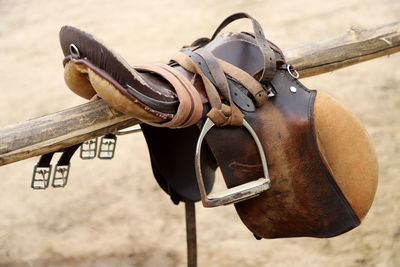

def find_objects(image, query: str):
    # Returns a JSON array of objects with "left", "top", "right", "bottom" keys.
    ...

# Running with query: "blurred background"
[{"left": 0, "top": 0, "right": 399, "bottom": 266}]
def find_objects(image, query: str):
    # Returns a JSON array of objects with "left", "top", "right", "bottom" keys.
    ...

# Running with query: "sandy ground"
[{"left": 0, "top": 0, "right": 399, "bottom": 266}]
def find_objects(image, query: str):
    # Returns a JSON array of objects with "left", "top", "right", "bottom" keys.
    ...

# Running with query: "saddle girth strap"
[{"left": 134, "top": 64, "right": 203, "bottom": 128}]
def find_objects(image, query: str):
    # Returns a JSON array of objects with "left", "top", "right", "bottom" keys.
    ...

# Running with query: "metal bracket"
[
  {"left": 116, "top": 126, "right": 142, "bottom": 135},
  {"left": 31, "top": 165, "right": 52, "bottom": 189},
  {"left": 52, "top": 163, "right": 70, "bottom": 188},
  {"left": 80, "top": 138, "right": 98, "bottom": 159},
  {"left": 98, "top": 134, "right": 117, "bottom": 159},
  {"left": 195, "top": 118, "right": 270, "bottom": 207}
]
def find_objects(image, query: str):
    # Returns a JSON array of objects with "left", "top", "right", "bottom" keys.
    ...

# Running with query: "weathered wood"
[
  {"left": 0, "top": 100, "right": 139, "bottom": 166},
  {"left": 0, "top": 20, "right": 399, "bottom": 166},
  {"left": 285, "top": 21, "right": 400, "bottom": 77}
]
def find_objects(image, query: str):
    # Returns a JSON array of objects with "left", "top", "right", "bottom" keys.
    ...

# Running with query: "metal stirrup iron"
[{"left": 195, "top": 118, "right": 271, "bottom": 207}]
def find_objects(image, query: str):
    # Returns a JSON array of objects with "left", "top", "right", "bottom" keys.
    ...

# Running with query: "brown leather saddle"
[{"left": 35, "top": 13, "right": 378, "bottom": 241}]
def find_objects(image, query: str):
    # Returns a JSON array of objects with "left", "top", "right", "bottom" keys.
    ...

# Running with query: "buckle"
[
  {"left": 195, "top": 118, "right": 270, "bottom": 207},
  {"left": 31, "top": 164, "right": 52, "bottom": 189},
  {"left": 98, "top": 134, "right": 117, "bottom": 159},
  {"left": 262, "top": 83, "right": 277, "bottom": 98},
  {"left": 80, "top": 138, "right": 98, "bottom": 159},
  {"left": 52, "top": 163, "right": 70, "bottom": 188}
]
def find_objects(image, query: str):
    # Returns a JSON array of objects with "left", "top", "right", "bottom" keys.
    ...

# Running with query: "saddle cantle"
[{"left": 57, "top": 13, "right": 378, "bottom": 238}]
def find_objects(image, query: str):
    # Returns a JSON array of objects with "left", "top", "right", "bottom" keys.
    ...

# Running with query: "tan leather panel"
[
  {"left": 64, "top": 61, "right": 96, "bottom": 99},
  {"left": 313, "top": 91, "right": 378, "bottom": 220},
  {"left": 87, "top": 68, "right": 165, "bottom": 123}
]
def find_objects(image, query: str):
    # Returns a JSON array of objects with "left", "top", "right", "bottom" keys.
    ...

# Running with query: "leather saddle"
[{"left": 55, "top": 13, "right": 378, "bottom": 239}]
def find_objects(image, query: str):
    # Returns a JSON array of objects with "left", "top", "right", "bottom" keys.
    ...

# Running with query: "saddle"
[{"left": 38, "top": 13, "right": 378, "bottom": 240}]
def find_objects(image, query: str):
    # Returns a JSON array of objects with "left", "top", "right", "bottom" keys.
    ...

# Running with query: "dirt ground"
[{"left": 0, "top": 0, "right": 399, "bottom": 266}]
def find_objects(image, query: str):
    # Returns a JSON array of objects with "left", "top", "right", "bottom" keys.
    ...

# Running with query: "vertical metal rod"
[{"left": 185, "top": 201, "right": 197, "bottom": 267}]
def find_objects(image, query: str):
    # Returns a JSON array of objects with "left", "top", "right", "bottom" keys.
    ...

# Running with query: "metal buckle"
[
  {"left": 31, "top": 164, "right": 52, "bottom": 189},
  {"left": 98, "top": 134, "right": 117, "bottom": 159},
  {"left": 80, "top": 138, "right": 98, "bottom": 159},
  {"left": 262, "top": 83, "right": 277, "bottom": 98},
  {"left": 195, "top": 118, "right": 271, "bottom": 207},
  {"left": 52, "top": 163, "right": 70, "bottom": 188}
]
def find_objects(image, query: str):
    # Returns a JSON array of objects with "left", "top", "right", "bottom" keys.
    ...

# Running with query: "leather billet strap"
[
  {"left": 134, "top": 64, "right": 203, "bottom": 128},
  {"left": 171, "top": 50, "right": 244, "bottom": 127},
  {"left": 36, "top": 144, "right": 81, "bottom": 168},
  {"left": 210, "top": 12, "right": 276, "bottom": 84},
  {"left": 36, "top": 152, "right": 56, "bottom": 168},
  {"left": 216, "top": 59, "right": 268, "bottom": 107},
  {"left": 57, "top": 144, "right": 81, "bottom": 166}
]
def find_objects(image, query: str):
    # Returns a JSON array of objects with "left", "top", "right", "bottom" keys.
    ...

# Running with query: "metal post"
[{"left": 185, "top": 201, "right": 197, "bottom": 267}]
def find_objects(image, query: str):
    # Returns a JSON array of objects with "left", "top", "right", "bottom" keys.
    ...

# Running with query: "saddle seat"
[{"left": 59, "top": 13, "right": 378, "bottom": 238}]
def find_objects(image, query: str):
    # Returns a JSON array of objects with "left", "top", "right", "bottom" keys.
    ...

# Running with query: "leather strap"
[
  {"left": 216, "top": 58, "right": 268, "bottom": 107},
  {"left": 195, "top": 49, "right": 231, "bottom": 101},
  {"left": 172, "top": 51, "right": 244, "bottom": 127},
  {"left": 134, "top": 64, "right": 203, "bottom": 128},
  {"left": 37, "top": 152, "right": 55, "bottom": 168},
  {"left": 195, "top": 48, "right": 255, "bottom": 111},
  {"left": 210, "top": 12, "right": 276, "bottom": 84},
  {"left": 172, "top": 52, "right": 222, "bottom": 109},
  {"left": 181, "top": 49, "right": 244, "bottom": 126},
  {"left": 57, "top": 144, "right": 81, "bottom": 166}
]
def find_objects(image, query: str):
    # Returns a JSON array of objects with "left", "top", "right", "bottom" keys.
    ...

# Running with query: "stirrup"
[
  {"left": 31, "top": 165, "right": 52, "bottom": 189},
  {"left": 98, "top": 134, "right": 117, "bottom": 159},
  {"left": 195, "top": 118, "right": 270, "bottom": 207},
  {"left": 52, "top": 163, "right": 70, "bottom": 187},
  {"left": 80, "top": 138, "right": 98, "bottom": 159}
]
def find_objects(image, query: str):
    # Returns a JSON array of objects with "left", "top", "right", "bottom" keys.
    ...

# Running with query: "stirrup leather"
[{"left": 195, "top": 118, "right": 271, "bottom": 207}]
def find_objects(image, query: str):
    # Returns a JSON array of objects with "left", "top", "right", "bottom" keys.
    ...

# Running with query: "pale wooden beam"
[
  {"left": 0, "top": 100, "right": 138, "bottom": 166},
  {"left": 285, "top": 21, "right": 400, "bottom": 78},
  {"left": 0, "top": 20, "right": 399, "bottom": 166}
]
